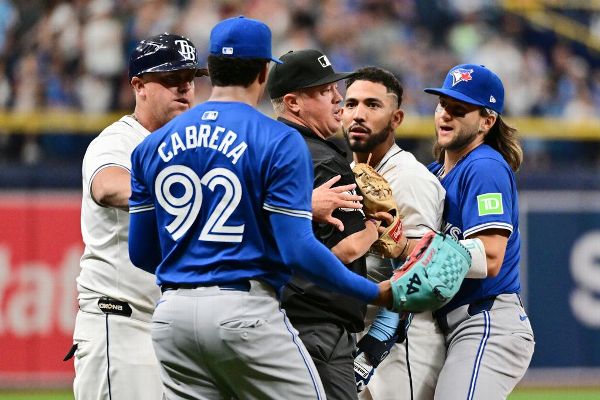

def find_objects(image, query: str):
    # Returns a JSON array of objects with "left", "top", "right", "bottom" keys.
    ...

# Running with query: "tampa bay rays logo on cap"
[
  {"left": 450, "top": 68, "right": 473, "bottom": 87},
  {"left": 175, "top": 39, "right": 196, "bottom": 61}
]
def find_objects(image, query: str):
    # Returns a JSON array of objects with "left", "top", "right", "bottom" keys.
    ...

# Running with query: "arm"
[
  {"left": 331, "top": 220, "right": 379, "bottom": 263},
  {"left": 312, "top": 175, "right": 363, "bottom": 231},
  {"left": 128, "top": 209, "right": 162, "bottom": 273},
  {"left": 270, "top": 212, "right": 391, "bottom": 307},
  {"left": 91, "top": 166, "right": 131, "bottom": 210},
  {"left": 467, "top": 228, "right": 509, "bottom": 277}
]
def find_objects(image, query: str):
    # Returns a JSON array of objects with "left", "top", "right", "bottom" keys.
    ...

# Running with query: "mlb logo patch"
[
  {"left": 450, "top": 68, "right": 473, "bottom": 87},
  {"left": 222, "top": 47, "right": 234, "bottom": 55},
  {"left": 202, "top": 111, "right": 219, "bottom": 120}
]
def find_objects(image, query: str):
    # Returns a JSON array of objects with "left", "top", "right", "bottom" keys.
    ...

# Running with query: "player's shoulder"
[
  {"left": 98, "top": 115, "right": 147, "bottom": 141},
  {"left": 464, "top": 144, "right": 510, "bottom": 171},
  {"left": 380, "top": 147, "right": 438, "bottom": 180},
  {"left": 193, "top": 101, "right": 300, "bottom": 138},
  {"left": 86, "top": 115, "right": 147, "bottom": 155}
]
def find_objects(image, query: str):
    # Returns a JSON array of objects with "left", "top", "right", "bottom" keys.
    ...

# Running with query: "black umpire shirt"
[{"left": 279, "top": 118, "right": 368, "bottom": 333}]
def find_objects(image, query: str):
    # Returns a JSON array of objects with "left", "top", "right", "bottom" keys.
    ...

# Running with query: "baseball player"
[
  {"left": 65, "top": 33, "right": 207, "bottom": 400},
  {"left": 127, "top": 16, "right": 392, "bottom": 400},
  {"left": 424, "top": 64, "right": 535, "bottom": 399},
  {"left": 266, "top": 49, "right": 392, "bottom": 400},
  {"left": 341, "top": 66, "right": 447, "bottom": 400}
]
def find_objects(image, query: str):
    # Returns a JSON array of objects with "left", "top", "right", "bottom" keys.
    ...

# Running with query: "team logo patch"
[
  {"left": 477, "top": 193, "right": 503, "bottom": 216},
  {"left": 175, "top": 40, "right": 196, "bottom": 61},
  {"left": 318, "top": 55, "right": 331, "bottom": 68},
  {"left": 222, "top": 47, "right": 234, "bottom": 55},
  {"left": 450, "top": 68, "right": 473, "bottom": 86}
]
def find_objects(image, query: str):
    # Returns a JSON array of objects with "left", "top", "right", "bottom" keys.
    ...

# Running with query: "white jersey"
[
  {"left": 375, "top": 143, "right": 444, "bottom": 238},
  {"left": 78, "top": 115, "right": 160, "bottom": 315},
  {"left": 360, "top": 144, "right": 447, "bottom": 400},
  {"left": 360, "top": 144, "right": 446, "bottom": 400},
  {"left": 357, "top": 143, "right": 445, "bottom": 282}
]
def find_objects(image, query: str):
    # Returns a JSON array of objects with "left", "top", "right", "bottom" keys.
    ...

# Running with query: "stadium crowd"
[{"left": 0, "top": 0, "right": 598, "bottom": 177}]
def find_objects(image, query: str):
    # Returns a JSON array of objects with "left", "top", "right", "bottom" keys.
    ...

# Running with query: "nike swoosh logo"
[{"left": 519, "top": 314, "right": 528, "bottom": 321}]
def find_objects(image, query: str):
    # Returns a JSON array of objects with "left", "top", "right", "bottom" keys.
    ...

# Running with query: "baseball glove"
[
  {"left": 390, "top": 231, "right": 471, "bottom": 313},
  {"left": 370, "top": 216, "right": 407, "bottom": 259},
  {"left": 352, "top": 162, "right": 405, "bottom": 258},
  {"left": 352, "top": 162, "right": 396, "bottom": 215}
]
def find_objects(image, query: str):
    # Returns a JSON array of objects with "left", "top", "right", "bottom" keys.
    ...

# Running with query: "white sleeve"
[{"left": 82, "top": 125, "right": 141, "bottom": 190}]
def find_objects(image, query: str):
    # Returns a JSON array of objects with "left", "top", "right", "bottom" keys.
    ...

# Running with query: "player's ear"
[
  {"left": 480, "top": 112, "right": 497, "bottom": 134},
  {"left": 131, "top": 76, "right": 145, "bottom": 96},
  {"left": 390, "top": 108, "right": 404, "bottom": 130}
]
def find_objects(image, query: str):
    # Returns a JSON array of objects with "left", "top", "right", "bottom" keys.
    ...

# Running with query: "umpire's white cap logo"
[
  {"left": 175, "top": 40, "right": 196, "bottom": 61},
  {"left": 318, "top": 55, "right": 331, "bottom": 68}
]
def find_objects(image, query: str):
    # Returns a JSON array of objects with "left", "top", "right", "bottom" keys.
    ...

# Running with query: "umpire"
[{"left": 268, "top": 49, "right": 380, "bottom": 400}]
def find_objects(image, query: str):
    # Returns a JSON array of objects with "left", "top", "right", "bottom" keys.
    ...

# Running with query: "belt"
[
  {"left": 434, "top": 296, "right": 496, "bottom": 334},
  {"left": 160, "top": 280, "right": 251, "bottom": 293}
]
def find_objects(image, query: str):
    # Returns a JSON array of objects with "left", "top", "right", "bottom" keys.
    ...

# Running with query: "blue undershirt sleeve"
[
  {"left": 367, "top": 308, "right": 401, "bottom": 341},
  {"left": 129, "top": 210, "right": 162, "bottom": 274},
  {"left": 269, "top": 212, "right": 379, "bottom": 303}
]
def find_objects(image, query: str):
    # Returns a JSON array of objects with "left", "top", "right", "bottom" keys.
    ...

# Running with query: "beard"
[
  {"left": 439, "top": 124, "right": 480, "bottom": 152},
  {"left": 343, "top": 121, "right": 392, "bottom": 153}
]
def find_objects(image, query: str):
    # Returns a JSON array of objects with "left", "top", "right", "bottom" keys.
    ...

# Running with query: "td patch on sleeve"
[{"left": 477, "top": 193, "right": 503, "bottom": 216}]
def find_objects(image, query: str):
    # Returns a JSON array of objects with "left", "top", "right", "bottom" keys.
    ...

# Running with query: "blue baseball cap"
[
  {"left": 424, "top": 64, "right": 504, "bottom": 114},
  {"left": 209, "top": 16, "right": 282, "bottom": 64}
]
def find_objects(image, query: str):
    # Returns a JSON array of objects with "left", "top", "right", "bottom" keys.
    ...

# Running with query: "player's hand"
[
  {"left": 369, "top": 211, "right": 393, "bottom": 230},
  {"left": 312, "top": 175, "right": 363, "bottom": 232},
  {"left": 368, "top": 211, "right": 409, "bottom": 259},
  {"left": 372, "top": 280, "right": 393, "bottom": 308}
]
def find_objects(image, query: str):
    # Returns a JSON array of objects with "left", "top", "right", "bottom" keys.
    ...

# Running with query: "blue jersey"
[
  {"left": 428, "top": 144, "right": 521, "bottom": 312},
  {"left": 129, "top": 101, "right": 314, "bottom": 290}
]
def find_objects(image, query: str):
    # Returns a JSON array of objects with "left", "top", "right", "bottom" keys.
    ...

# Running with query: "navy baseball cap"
[
  {"left": 424, "top": 64, "right": 504, "bottom": 114},
  {"left": 267, "top": 49, "right": 354, "bottom": 99},
  {"left": 129, "top": 33, "right": 208, "bottom": 81},
  {"left": 209, "top": 16, "right": 282, "bottom": 64}
]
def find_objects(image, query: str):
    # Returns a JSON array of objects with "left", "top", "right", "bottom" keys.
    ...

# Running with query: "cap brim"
[
  {"left": 424, "top": 88, "right": 485, "bottom": 108},
  {"left": 303, "top": 71, "right": 355, "bottom": 90}
]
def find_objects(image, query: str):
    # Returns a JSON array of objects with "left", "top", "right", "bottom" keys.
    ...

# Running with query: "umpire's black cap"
[
  {"left": 128, "top": 33, "right": 208, "bottom": 81},
  {"left": 267, "top": 49, "right": 354, "bottom": 99}
]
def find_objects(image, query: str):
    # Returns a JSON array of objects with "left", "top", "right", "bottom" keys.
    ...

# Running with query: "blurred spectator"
[{"left": 0, "top": 0, "right": 598, "bottom": 173}]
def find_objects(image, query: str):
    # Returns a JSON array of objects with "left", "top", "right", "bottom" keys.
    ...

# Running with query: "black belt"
[
  {"left": 434, "top": 296, "right": 496, "bottom": 334},
  {"left": 161, "top": 281, "right": 251, "bottom": 293}
]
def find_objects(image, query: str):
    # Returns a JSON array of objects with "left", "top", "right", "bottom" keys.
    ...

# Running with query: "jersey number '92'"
[{"left": 155, "top": 165, "right": 244, "bottom": 242}]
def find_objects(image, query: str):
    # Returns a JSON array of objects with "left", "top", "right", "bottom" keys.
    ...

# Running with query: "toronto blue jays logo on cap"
[
  {"left": 450, "top": 68, "right": 473, "bottom": 86},
  {"left": 423, "top": 64, "right": 505, "bottom": 114}
]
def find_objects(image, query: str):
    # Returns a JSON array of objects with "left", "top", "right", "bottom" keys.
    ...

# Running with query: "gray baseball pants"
[
  {"left": 434, "top": 293, "right": 535, "bottom": 400},
  {"left": 151, "top": 280, "right": 327, "bottom": 400}
]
